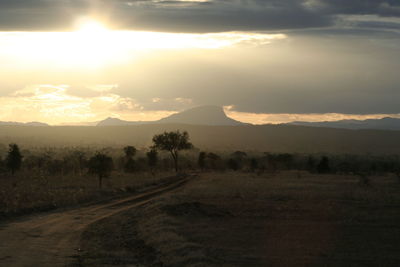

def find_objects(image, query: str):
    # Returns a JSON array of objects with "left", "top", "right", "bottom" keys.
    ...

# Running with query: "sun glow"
[
  {"left": 76, "top": 19, "right": 109, "bottom": 33},
  {"left": 0, "top": 18, "right": 287, "bottom": 69}
]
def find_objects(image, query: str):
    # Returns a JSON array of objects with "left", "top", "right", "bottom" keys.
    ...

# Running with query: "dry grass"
[
  {"left": 0, "top": 170, "right": 175, "bottom": 218},
  {"left": 79, "top": 171, "right": 400, "bottom": 266}
]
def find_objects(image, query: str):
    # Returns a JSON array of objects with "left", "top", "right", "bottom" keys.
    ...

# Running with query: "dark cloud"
[
  {"left": 312, "top": 0, "right": 400, "bottom": 16},
  {"left": 0, "top": 0, "right": 399, "bottom": 32}
]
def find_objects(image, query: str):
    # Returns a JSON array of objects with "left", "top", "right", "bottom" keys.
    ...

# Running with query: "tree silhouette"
[
  {"left": 198, "top": 152, "right": 206, "bottom": 171},
  {"left": 124, "top": 146, "right": 137, "bottom": 158},
  {"left": 6, "top": 143, "right": 22, "bottom": 175},
  {"left": 228, "top": 158, "right": 239, "bottom": 171},
  {"left": 317, "top": 156, "right": 330, "bottom": 174},
  {"left": 123, "top": 146, "right": 137, "bottom": 173},
  {"left": 250, "top": 158, "right": 258, "bottom": 172},
  {"left": 307, "top": 156, "right": 316, "bottom": 172},
  {"left": 88, "top": 153, "right": 113, "bottom": 188},
  {"left": 152, "top": 131, "right": 193, "bottom": 172},
  {"left": 146, "top": 148, "right": 158, "bottom": 174},
  {"left": 207, "top": 152, "right": 221, "bottom": 170}
]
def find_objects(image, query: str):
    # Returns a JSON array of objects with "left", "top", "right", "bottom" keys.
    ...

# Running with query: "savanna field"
[{"left": 79, "top": 171, "right": 400, "bottom": 267}]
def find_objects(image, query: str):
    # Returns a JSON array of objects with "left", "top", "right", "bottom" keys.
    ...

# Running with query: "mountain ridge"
[
  {"left": 0, "top": 121, "right": 49, "bottom": 127},
  {"left": 287, "top": 117, "right": 400, "bottom": 131}
]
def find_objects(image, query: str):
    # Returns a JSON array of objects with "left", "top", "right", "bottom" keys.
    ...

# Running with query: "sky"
[{"left": 0, "top": 0, "right": 399, "bottom": 125}]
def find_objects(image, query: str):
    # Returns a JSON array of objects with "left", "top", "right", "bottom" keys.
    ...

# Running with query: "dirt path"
[{"left": 0, "top": 176, "right": 191, "bottom": 267}]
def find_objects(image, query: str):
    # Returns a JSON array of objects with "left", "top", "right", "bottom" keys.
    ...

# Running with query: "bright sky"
[{"left": 0, "top": 1, "right": 399, "bottom": 125}]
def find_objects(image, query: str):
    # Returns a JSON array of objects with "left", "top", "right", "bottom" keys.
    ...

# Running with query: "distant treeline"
[
  {"left": 0, "top": 124, "right": 400, "bottom": 155},
  {"left": 1, "top": 144, "right": 399, "bottom": 177}
]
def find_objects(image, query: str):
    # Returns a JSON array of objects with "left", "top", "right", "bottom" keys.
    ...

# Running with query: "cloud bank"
[{"left": 0, "top": 0, "right": 399, "bottom": 32}]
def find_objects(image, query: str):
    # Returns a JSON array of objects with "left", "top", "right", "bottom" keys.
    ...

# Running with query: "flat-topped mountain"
[
  {"left": 97, "top": 106, "right": 245, "bottom": 126},
  {"left": 157, "top": 106, "right": 244, "bottom": 126}
]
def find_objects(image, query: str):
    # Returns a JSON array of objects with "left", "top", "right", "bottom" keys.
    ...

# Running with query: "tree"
[
  {"left": 152, "top": 131, "right": 193, "bottom": 172},
  {"left": 146, "top": 149, "right": 158, "bottom": 174},
  {"left": 124, "top": 146, "right": 137, "bottom": 158},
  {"left": 198, "top": 151, "right": 206, "bottom": 171},
  {"left": 307, "top": 156, "right": 316, "bottom": 172},
  {"left": 6, "top": 143, "right": 22, "bottom": 175},
  {"left": 123, "top": 146, "right": 137, "bottom": 173},
  {"left": 317, "top": 156, "right": 330, "bottom": 174},
  {"left": 88, "top": 153, "right": 114, "bottom": 188},
  {"left": 227, "top": 158, "right": 239, "bottom": 171},
  {"left": 207, "top": 152, "right": 221, "bottom": 170},
  {"left": 250, "top": 158, "right": 258, "bottom": 172}
]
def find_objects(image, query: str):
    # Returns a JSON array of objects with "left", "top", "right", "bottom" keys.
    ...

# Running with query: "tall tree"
[
  {"left": 152, "top": 131, "right": 193, "bottom": 172},
  {"left": 88, "top": 153, "right": 114, "bottom": 188},
  {"left": 6, "top": 143, "right": 22, "bottom": 175}
]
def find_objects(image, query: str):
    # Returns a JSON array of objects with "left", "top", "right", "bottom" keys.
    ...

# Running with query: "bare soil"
[{"left": 0, "top": 176, "right": 190, "bottom": 267}]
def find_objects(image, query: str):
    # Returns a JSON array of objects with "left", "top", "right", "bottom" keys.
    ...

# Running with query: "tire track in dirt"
[{"left": 0, "top": 176, "right": 192, "bottom": 267}]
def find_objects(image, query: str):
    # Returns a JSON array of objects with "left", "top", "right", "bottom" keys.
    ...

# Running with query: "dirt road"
[{"left": 0, "top": 176, "right": 191, "bottom": 267}]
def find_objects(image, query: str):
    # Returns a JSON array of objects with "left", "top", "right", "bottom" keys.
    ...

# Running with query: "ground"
[{"left": 79, "top": 171, "right": 400, "bottom": 267}]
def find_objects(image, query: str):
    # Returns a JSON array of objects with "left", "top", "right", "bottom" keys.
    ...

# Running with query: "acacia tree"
[
  {"left": 88, "top": 153, "right": 114, "bottom": 188},
  {"left": 6, "top": 143, "right": 23, "bottom": 175},
  {"left": 152, "top": 131, "right": 193, "bottom": 172}
]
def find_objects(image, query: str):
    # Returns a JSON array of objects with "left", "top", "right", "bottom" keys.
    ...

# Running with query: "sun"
[{"left": 76, "top": 19, "right": 109, "bottom": 33}]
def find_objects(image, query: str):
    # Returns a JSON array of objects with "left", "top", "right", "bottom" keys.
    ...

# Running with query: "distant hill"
[
  {"left": 287, "top": 117, "right": 400, "bottom": 131},
  {"left": 96, "top": 117, "right": 150, "bottom": 126},
  {"left": 0, "top": 121, "right": 48, "bottom": 127},
  {"left": 97, "top": 106, "right": 245, "bottom": 126}
]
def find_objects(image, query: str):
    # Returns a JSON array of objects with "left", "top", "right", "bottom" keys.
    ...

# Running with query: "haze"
[{"left": 0, "top": 0, "right": 399, "bottom": 124}]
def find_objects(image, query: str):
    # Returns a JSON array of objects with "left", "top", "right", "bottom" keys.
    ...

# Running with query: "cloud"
[
  {"left": 0, "top": 84, "right": 137, "bottom": 124},
  {"left": 0, "top": 84, "right": 197, "bottom": 124},
  {"left": 0, "top": 0, "right": 398, "bottom": 32},
  {"left": 225, "top": 107, "right": 400, "bottom": 125}
]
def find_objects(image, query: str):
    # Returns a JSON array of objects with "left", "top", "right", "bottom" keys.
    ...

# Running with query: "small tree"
[
  {"left": 152, "top": 131, "right": 193, "bottom": 172},
  {"left": 198, "top": 152, "right": 206, "bottom": 171},
  {"left": 250, "top": 158, "right": 258, "bottom": 172},
  {"left": 146, "top": 148, "right": 158, "bottom": 174},
  {"left": 123, "top": 146, "right": 137, "bottom": 173},
  {"left": 307, "top": 156, "right": 316, "bottom": 172},
  {"left": 228, "top": 158, "right": 239, "bottom": 171},
  {"left": 124, "top": 146, "right": 137, "bottom": 158},
  {"left": 317, "top": 156, "right": 330, "bottom": 174},
  {"left": 207, "top": 152, "right": 221, "bottom": 170},
  {"left": 88, "top": 153, "right": 113, "bottom": 188},
  {"left": 6, "top": 143, "right": 23, "bottom": 175}
]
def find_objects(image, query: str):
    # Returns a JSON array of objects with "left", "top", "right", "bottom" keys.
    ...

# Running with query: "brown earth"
[{"left": 0, "top": 176, "right": 191, "bottom": 267}]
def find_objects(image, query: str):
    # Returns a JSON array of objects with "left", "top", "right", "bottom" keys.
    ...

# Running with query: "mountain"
[
  {"left": 287, "top": 117, "right": 400, "bottom": 131},
  {"left": 97, "top": 106, "right": 245, "bottom": 126},
  {"left": 157, "top": 106, "right": 244, "bottom": 126},
  {"left": 0, "top": 121, "right": 49, "bottom": 126}
]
